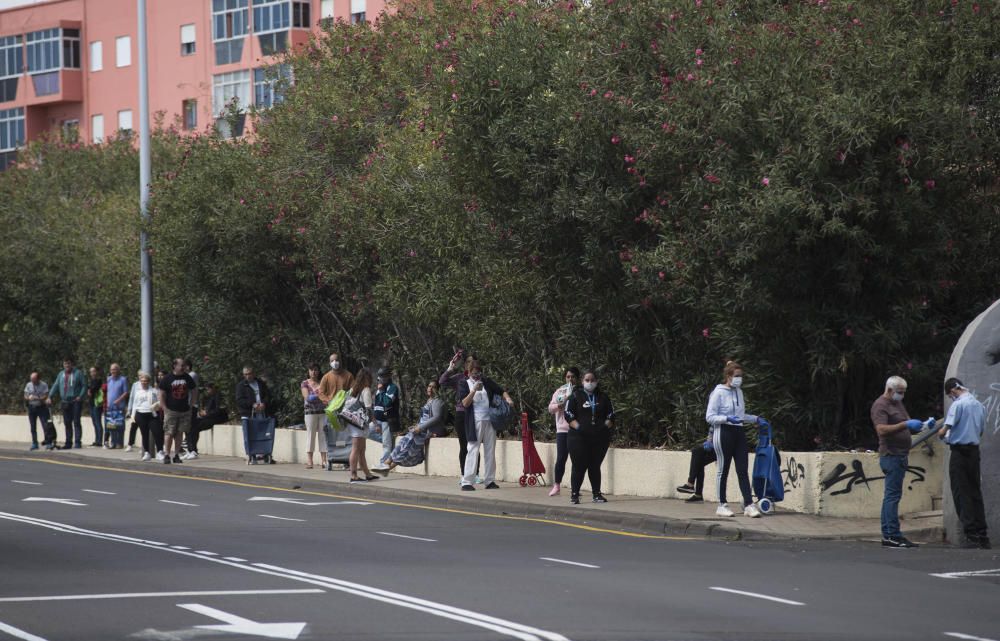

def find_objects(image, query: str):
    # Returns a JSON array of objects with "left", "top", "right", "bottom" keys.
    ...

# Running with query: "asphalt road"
[{"left": 1, "top": 455, "right": 998, "bottom": 641}]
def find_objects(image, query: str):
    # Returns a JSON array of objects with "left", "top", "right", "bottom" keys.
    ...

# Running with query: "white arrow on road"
[
  {"left": 247, "top": 496, "right": 371, "bottom": 506},
  {"left": 178, "top": 603, "right": 305, "bottom": 639},
  {"left": 22, "top": 498, "right": 86, "bottom": 506}
]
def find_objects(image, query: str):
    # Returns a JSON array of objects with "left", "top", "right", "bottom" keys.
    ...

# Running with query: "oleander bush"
[{"left": 2, "top": 0, "right": 998, "bottom": 449}]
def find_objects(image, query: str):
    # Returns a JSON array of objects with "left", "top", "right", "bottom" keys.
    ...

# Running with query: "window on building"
[
  {"left": 213, "top": 0, "right": 249, "bottom": 65},
  {"left": 182, "top": 99, "right": 197, "bottom": 130},
  {"left": 89, "top": 41, "right": 102, "bottom": 71},
  {"left": 118, "top": 109, "right": 133, "bottom": 132},
  {"left": 253, "top": 64, "right": 290, "bottom": 108},
  {"left": 91, "top": 113, "right": 104, "bottom": 143},
  {"left": 212, "top": 69, "right": 250, "bottom": 115},
  {"left": 61, "top": 119, "right": 79, "bottom": 143},
  {"left": 180, "top": 24, "right": 196, "bottom": 56},
  {"left": 292, "top": 2, "right": 310, "bottom": 28},
  {"left": 62, "top": 29, "right": 80, "bottom": 69},
  {"left": 257, "top": 32, "right": 288, "bottom": 56},
  {"left": 26, "top": 29, "right": 60, "bottom": 94},
  {"left": 115, "top": 36, "right": 131, "bottom": 67},
  {"left": 350, "top": 0, "right": 366, "bottom": 23},
  {"left": 319, "top": 0, "right": 334, "bottom": 27},
  {"left": 0, "top": 107, "right": 26, "bottom": 152},
  {"left": 253, "top": 0, "right": 290, "bottom": 33},
  {"left": 0, "top": 36, "right": 23, "bottom": 103}
]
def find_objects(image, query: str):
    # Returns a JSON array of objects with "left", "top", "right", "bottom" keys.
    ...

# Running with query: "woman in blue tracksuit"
[{"left": 705, "top": 361, "right": 769, "bottom": 518}]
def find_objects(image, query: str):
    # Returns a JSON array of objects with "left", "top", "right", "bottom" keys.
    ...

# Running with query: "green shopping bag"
[{"left": 324, "top": 389, "right": 346, "bottom": 427}]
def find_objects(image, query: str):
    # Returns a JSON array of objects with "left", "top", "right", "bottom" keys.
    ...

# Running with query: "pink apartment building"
[{"left": 0, "top": 0, "right": 385, "bottom": 168}]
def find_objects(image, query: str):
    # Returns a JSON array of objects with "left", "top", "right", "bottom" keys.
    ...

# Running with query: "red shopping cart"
[{"left": 518, "top": 412, "right": 546, "bottom": 487}]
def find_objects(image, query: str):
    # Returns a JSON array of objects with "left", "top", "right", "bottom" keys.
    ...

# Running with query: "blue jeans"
[
  {"left": 62, "top": 400, "right": 83, "bottom": 447},
  {"left": 90, "top": 404, "right": 104, "bottom": 445},
  {"left": 367, "top": 420, "right": 394, "bottom": 464},
  {"left": 879, "top": 454, "right": 907, "bottom": 538},
  {"left": 27, "top": 405, "right": 49, "bottom": 446}
]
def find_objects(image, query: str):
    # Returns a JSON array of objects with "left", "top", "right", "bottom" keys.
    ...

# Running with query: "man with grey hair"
[{"left": 871, "top": 375, "right": 926, "bottom": 548}]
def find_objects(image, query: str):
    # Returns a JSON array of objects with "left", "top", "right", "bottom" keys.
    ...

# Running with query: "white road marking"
[
  {"left": 171, "top": 546, "right": 190, "bottom": 550},
  {"left": 931, "top": 568, "right": 1000, "bottom": 579},
  {"left": 195, "top": 551, "right": 218, "bottom": 556},
  {"left": 11, "top": 480, "right": 42, "bottom": 486},
  {"left": 539, "top": 557, "right": 599, "bottom": 569},
  {"left": 945, "top": 633, "right": 999, "bottom": 641},
  {"left": 158, "top": 500, "right": 199, "bottom": 507},
  {"left": 81, "top": 489, "right": 116, "bottom": 495},
  {"left": 259, "top": 515, "right": 306, "bottom": 522},
  {"left": 21, "top": 498, "right": 85, "bottom": 506},
  {"left": 248, "top": 496, "right": 371, "bottom": 506},
  {"left": 0, "top": 621, "right": 49, "bottom": 641},
  {"left": 0, "top": 589, "right": 324, "bottom": 603},
  {"left": 0, "top": 511, "right": 571, "bottom": 641},
  {"left": 377, "top": 531, "right": 437, "bottom": 542},
  {"left": 178, "top": 603, "right": 306, "bottom": 640},
  {"left": 709, "top": 587, "right": 805, "bottom": 606},
  {"left": 224, "top": 557, "right": 248, "bottom": 562}
]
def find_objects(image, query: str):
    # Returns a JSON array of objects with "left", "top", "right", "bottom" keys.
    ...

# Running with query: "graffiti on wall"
[
  {"left": 820, "top": 459, "right": 926, "bottom": 496},
  {"left": 781, "top": 456, "right": 806, "bottom": 490}
]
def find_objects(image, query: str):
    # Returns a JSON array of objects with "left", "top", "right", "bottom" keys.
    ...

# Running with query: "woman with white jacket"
[
  {"left": 125, "top": 371, "right": 159, "bottom": 461},
  {"left": 546, "top": 367, "right": 579, "bottom": 496},
  {"left": 705, "top": 361, "right": 770, "bottom": 518}
]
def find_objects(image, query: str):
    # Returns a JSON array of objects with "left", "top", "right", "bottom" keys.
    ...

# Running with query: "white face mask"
[
  {"left": 892, "top": 392, "right": 904, "bottom": 402},
  {"left": 330, "top": 361, "right": 340, "bottom": 370},
  {"left": 583, "top": 381, "right": 597, "bottom": 393},
  {"left": 730, "top": 377, "right": 743, "bottom": 389}
]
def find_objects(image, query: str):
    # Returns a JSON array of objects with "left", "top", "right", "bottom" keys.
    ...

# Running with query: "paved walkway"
[{"left": 0, "top": 443, "right": 943, "bottom": 542}]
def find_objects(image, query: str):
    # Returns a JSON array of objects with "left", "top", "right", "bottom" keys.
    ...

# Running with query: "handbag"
[
  {"left": 489, "top": 396, "right": 514, "bottom": 433},
  {"left": 338, "top": 395, "right": 369, "bottom": 428},
  {"left": 324, "top": 390, "right": 347, "bottom": 426}
]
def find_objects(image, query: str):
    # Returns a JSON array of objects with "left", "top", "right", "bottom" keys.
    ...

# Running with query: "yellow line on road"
[{"left": 0, "top": 455, "right": 697, "bottom": 541}]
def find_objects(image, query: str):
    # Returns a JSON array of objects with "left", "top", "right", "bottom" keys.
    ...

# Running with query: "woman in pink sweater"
[{"left": 546, "top": 367, "right": 579, "bottom": 496}]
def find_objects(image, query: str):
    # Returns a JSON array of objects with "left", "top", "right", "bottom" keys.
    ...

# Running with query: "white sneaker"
[
  {"left": 156, "top": 450, "right": 165, "bottom": 461},
  {"left": 187, "top": 451, "right": 198, "bottom": 460},
  {"left": 125, "top": 445, "right": 133, "bottom": 452},
  {"left": 371, "top": 463, "right": 389, "bottom": 472},
  {"left": 474, "top": 475, "right": 484, "bottom": 485},
  {"left": 141, "top": 452, "right": 151, "bottom": 461},
  {"left": 716, "top": 504, "right": 734, "bottom": 517},
  {"left": 743, "top": 504, "right": 761, "bottom": 518}
]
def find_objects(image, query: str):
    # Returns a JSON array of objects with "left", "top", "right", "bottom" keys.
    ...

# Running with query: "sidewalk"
[{"left": 0, "top": 443, "right": 944, "bottom": 543}]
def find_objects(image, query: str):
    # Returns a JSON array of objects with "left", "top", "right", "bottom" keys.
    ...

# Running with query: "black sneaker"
[
  {"left": 163, "top": 456, "right": 171, "bottom": 464},
  {"left": 592, "top": 493, "right": 608, "bottom": 503},
  {"left": 484, "top": 482, "right": 500, "bottom": 490},
  {"left": 172, "top": 454, "right": 182, "bottom": 464},
  {"left": 684, "top": 494, "right": 704, "bottom": 503},
  {"left": 570, "top": 494, "right": 580, "bottom": 504},
  {"left": 461, "top": 484, "right": 475, "bottom": 491},
  {"left": 980, "top": 537, "right": 992, "bottom": 550},
  {"left": 882, "top": 536, "right": 917, "bottom": 548},
  {"left": 676, "top": 483, "right": 696, "bottom": 495}
]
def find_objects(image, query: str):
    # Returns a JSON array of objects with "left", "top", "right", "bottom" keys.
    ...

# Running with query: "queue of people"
[{"left": 21, "top": 352, "right": 990, "bottom": 549}]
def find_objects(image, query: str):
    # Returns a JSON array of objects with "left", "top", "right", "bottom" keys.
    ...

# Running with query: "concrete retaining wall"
[{"left": 0, "top": 414, "right": 942, "bottom": 518}]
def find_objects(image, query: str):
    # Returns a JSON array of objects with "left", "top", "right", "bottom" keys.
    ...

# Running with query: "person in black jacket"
[
  {"left": 564, "top": 370, "right": 614, "bottom": 504},
  {"left": 459, "top": 363, "right": 514, "bottom": 491},
  {"left": 236, "top": 366, "right": 271, "bottom": 419}
]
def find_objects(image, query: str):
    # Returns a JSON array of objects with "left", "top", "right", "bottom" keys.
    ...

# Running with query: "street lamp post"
[{"left": 138, "top": 0, "right": 153, "bottom": 374}]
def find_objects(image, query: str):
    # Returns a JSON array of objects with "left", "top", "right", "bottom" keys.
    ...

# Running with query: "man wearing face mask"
[
  {"left": 318, "top": 352, "right": 355, "bottom": 405},
  {"left": 939, "top": 378, "right": 990, "bottom": 549},
  {"left": 460, "top": 364, "right": 514, "bottom": 491},
  {"left": 871, "top": 375, "right": 927, "bottom": 548},
  {"left": 370, "top": 367, "right": 400, "bottom": 471}
]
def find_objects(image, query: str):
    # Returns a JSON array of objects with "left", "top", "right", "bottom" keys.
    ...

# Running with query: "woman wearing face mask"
[
  {"left": 705, "top": 360, "right": 769, "bottom": 518},
  {"left": 301, "top": 363, "right": 327, "bottom": 470},
  {"left": 564, "top": 370, "right": 614, "bottom": 504},
  {"left": 546, "top": 367, "right": 580, "bottom": 496}
]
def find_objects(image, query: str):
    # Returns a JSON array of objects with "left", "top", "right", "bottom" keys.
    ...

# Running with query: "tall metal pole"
[{"left": 138, "top": 0, "right": 153, "bottom": 375}]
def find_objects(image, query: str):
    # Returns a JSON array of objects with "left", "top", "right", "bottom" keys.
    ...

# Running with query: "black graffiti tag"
[
  {"left": 820, "top": 459, "right": 926, "bottom": 496},
  {"left": 781, "top": 456, "right": 806, "bottom": 490}
]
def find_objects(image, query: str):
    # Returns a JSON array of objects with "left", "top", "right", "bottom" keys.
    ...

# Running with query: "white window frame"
[
  {"left": 212, "top": 69, "right": 250, "bottom": 115},
  {"left": 89, "top": 41, "right": 102, "bottom": 72},
  {"left": 91, "top": 113, "right": 104, "bottom": 143},
  {"left": 117, "top": 109, "right": 133, "bottom": 132},
  {"left": 213, "top": 0, "right": 250, "bottom": 42},
  {"left": 0, "top": 107, "right": 25, "bottom": 152},
  {"left": 26, "top": 29, "right": 61, "bottom": 74},
  {"left": 115, "top": 36, "right": 131, "bottom": 67},
  {"left": 252, "top": 0, "right": 290, "bottom": 35},
  {"left": 0, "top": 35, "right": 23, "bottom": 80}
]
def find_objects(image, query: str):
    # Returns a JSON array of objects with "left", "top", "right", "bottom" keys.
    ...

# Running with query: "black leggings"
[
  {"left": 134, "top": 412, "right": 154, "bottom": 455},
  {"left": 713, "top": 425, "right": 752, "bottom": 507},
  {"left": 148, "top": 414, "right": 164, "bottom": 454},
  {"left": 568, "top": 430, "right": 610, "bottom": 496},
  {"left": 687, "top": 444, "right": 717, "bottom": 495},
  {"left": 554, "top": 432, "right": 569, "bottom": 484}
]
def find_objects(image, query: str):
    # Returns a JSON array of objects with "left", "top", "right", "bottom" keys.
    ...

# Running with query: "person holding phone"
[
  {"left": 546, "top": 367, "right": 579, "bottom": 496},
  {"left": 564, "top": 370, "right": 614, "bottom": 504},
  {"left": 440, "top": 349, "right": 481, "bottom": 478},
  {"left": 460, "top": 363, "right": 513, "bottom": 491}
]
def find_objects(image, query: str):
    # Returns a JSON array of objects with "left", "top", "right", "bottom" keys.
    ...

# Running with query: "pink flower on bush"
[
  {"left": 925, "top": 179, "right": 936, "bottom": 190},
  {"left": 845, "top": 328, "right": 854, "bottom": 337},
  {"left": 611, "top": 135, "right": 621, "bottom": 145},
  {"left": 761, "top": 177, "right": 770, "bottom": 186},
  {"left": 685, "top": 73, "right": 695, "bottom": 81},
  {"left": 630, "top": 265, "right": 639, "bottom": 274},
  {"left": 451, "top": 93, "right": 459, "bottom": 101},
  {"left": 906, "top": 361, "right": 913, "bottom": 370},
  {"left": 658, "top": 271, "right": 665, "bottom": 280},
  {"left": 704, "top": 173, "right": 721, "bottom": 184},
  {"left": 695, "top": 48, "right": 703, "bottom": 55},
  {"left": 603, "top": 91, "right": 614, "bottom": 99},
  {"left": 701, "top": 328, "right": 710, "bottom": 338},
  {"left": 696, "top": 58, "right": 703, "bottom": 67}
]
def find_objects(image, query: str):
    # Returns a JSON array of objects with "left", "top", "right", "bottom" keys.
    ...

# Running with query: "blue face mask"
[
  {"left": 730, "top": 377, "right": 743, "bottom": 389},
  {"left": 892, "top": 392, "right": 904, "bottom": 402}
]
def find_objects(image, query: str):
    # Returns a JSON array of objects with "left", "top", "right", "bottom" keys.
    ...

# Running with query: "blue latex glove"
[
  {"left": 726, "top": 415, "right": 742, "bottom": 425},
  {"left": 307, "top": 393, "right": 318, "bottom": 403},
  {"left": 905, "top": 419, "right": 923, "bottom": 433},
  {"left": 925, "top": 418, "right": 936, "bottom": 430},
  {"left": 703, "top": 439, "right": 713, "bottom": 451},
  {"left": 757, "top": 417, "right": 771, "bottom": 428}
]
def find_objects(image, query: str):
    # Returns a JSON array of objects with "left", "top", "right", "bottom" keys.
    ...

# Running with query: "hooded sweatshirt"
[{"left": 705, "top": 384, "right": 758, "bottom": 427}]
